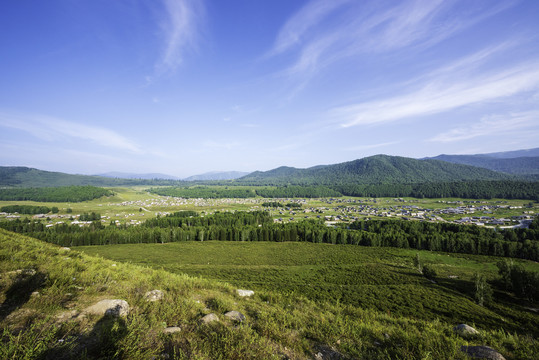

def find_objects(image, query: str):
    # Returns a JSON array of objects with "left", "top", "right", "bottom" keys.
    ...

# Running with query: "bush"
[{"left": 422, "top": 264, "right": 437, "bottom": 280}]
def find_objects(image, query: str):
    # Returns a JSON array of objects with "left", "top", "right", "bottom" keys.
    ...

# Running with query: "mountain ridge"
[{"left": 238, "top": 154, "right": 514, "bottom": 185}]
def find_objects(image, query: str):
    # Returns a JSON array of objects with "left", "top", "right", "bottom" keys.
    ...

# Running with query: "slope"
[
  {"left": 239, "top": 155, "right": 513, "bottom": 185},
  {"left": 1, "top": 229, "right": 538, "bottom": 359}
]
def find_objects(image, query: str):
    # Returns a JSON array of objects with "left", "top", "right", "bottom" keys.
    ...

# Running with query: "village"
[{"left": 0, "top": 195, "right": 535, "bottom": 230}]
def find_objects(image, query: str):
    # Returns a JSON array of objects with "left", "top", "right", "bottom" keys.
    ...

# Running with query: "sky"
[{"left": 1, "top": 0, "right": 539, "bottom": 178}]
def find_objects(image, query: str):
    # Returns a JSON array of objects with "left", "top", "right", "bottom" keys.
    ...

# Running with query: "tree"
[
  {"left": 473, "top": 273, "right": 493, "bottom": 306},
  {"left": 413, "top": 253, "right": 422, "bottom": 273}
]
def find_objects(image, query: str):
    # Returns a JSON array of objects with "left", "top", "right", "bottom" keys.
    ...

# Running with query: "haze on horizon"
[{"left": 1, "top": 0, "right": 539, "bottom": 178}]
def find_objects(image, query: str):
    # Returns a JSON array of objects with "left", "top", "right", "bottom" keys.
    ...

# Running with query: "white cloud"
[
  {"left": 0, "top": 111, "right": 143, "bottom": 153},
  {"left": 270, "top": 0, "right": 515, "bottom": 81},
  {"left": 429, "top": 111, "right": 539, "bottom": 143},
  {"left": 155, "top": 0, "right": 205, "bottom": 74},
  {"left": 331, "top": 59, "right": 539, "bottom": 127},
  {"left": 270, "top": 0, "right": 351, "bottom": 56}
]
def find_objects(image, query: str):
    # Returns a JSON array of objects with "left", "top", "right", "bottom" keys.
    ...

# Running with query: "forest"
[
  {"left": 2, "top": 210, "right": 538, "bottom": 261},
  {"left": 146, "top": 181, "right": 539, "bottom": 200},
  {"left": 0, "top": 185, "right": 113, "bottom": 202}
]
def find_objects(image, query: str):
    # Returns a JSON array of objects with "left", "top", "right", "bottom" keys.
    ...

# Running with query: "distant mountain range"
[
  {"left": 97, "top": 172, "right": 181, "bottom": 180},
  {"left": 424, "top": 147, "right": 539, "bottom": 175},
  {"left": 1, "top": 148, "right": 538, "bottom": 188},
  {"left": 97, "top": 171, "right": 249, "bottom": 181},
  {"left": 184, "top": 171, "right": 250, "bottom": 181}
]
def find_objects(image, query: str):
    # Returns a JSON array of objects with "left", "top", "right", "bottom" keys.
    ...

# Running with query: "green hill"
[
  {"left": 1, "top": 229, "right": 538, "bottom": 359},
  {"left": 240, "top": 155, "right": 513, "bottom": 185},
  {"left": 0, "top": 167, "right": 182, "bottom": 188}
]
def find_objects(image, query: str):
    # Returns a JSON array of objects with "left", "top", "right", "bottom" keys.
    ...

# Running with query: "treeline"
[
  {"left": 497, "top": 260, "right": 539, "bottom": 302},
  {"left": 255, "top": 186, "right": 341, "bottom": 198},
  {"left": 143, "top": 211, "right": 273, "bottom": 228},
  {"left": 149, "top": 187, "right": 255, "bottom": 199},
  {"left": 0, "top": 186, "right": 113, "bottom": 202},
  {"left": 1, "top": 212, "right": 538, "bottom": 261},
  {"left": 150, "top": 181, "right": 539, "bottom": 200},
  {"left": 0, "top": 205, "right": 58, "bottom": 214},
  {"left": 331, "top": 180, "right": 539, "bottom": 200}
]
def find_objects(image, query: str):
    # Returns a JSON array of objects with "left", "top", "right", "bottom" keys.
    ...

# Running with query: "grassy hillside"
[
  {"left": 2, "top": 229, "right": 538, "bottom": 359},
  {"left": 76, "top": 241, "right": 539, "bottom": 335},
  {"left": 240, "top": 155, "right": 513, "bottom": 185}
]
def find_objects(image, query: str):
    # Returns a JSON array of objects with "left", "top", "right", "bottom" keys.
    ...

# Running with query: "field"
[
  {"left": 1, "top": 184, "right": 539, "bottom": 359},
  {"left": 76, "top": 241, "right": 539, "bottom": 335},
  {"left": 1, "top": 186, "right": 535, "bottom": 228}
]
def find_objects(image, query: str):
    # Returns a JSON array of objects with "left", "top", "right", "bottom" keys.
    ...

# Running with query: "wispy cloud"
[
  {"left": 155, "top": 0, "right": 205, "bottom": 75},
  {"left": 429, "top": 111, "right": 539, "bottom": 143},
  {"left": 270, "top": 0, "right": 351, "bottom": 56},
  {"left": 0, "top": 111, "right": 143, "bottom": 153},
  {"left": 330, "top": 56, "right": 539, "bottom": 127},
  {"left": 270, "top": 0, "right": 514, "bottom": 80}
]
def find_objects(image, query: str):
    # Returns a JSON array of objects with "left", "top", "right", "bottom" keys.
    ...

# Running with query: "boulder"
[
  {"left": 224, "top": 310, "right": 246, "bottom": 323},
  {"left": 237, "top": 289, "right": 254, "bottom": 297},
  {"left": 84, "top": 299, "right": 129, "bottom": 317},
  {"left": 460, "top": 346, "right": 506, "bottom": 360},
  {"left": 144, "top": 290, "right": 164, "bottom": 302},
  {"left": 163, "top": 326, "right": 182, "bottom": 334},
  {"left": 454, "top": 324, "right": 479, "bottom": 337},
  {"left": 200, "top": 313, "right": 219, "bottom": 324}
]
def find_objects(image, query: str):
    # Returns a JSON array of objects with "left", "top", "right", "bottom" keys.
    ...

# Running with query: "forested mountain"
[
  {"left": 0, "top": 167, "right": 183, "bottom": 187},
  {"left": 184, "top": 171, "right": 250, "bottom": 181},
  {"left": 239, "top": 155, "right": 514, "bottom": 185},
  {"left": 426, "top": 155, "right": 539, "bottom": 175},
  {"left": 478, "top": 147, "right": 539, "bottom": 159}
]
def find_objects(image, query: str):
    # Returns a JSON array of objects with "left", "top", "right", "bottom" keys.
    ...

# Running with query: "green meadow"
[{"left": 76, "top": 241, "right": 539, "bottom": 335}]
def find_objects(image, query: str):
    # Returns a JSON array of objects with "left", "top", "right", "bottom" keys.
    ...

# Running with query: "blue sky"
[{"left": 1, "top": 0, "right": 539, "bottom": 178}]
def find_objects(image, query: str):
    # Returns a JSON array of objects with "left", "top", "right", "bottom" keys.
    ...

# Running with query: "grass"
[
  {"left": 75, "top": 241, "right": 539, "bottom": 336},
  {"left": 2, "top": 229, "right": 538, "bottom": 359}
]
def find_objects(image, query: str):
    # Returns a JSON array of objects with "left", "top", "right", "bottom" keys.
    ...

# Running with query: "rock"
[
  {"left": 163, "top": 326, "right": 182, "bottom": 334},
  {"left": 145, "top": 290, "right": 164, "bottom": 302},
  {"left": 461, "top": 346, "right": 506, "bottom": 360},
  {"left": 84, "top": 299, "right": 129, "bottom": 317},
  {"left": 237, "top": 289, "right": 254, "bottom": 297},
  {"left": 55, "top": 310, "right": 80, "bottom": 323},
  {"left": 224, "top": 310, "right": 246, "bottom": 323},
  {"left": 454, "top": 324, "right": 479, "bottom": 337},
  {"left": 313, "top": 345, "right": 345, "bottom": 360},
  {"left": 200, "top": 313, "right": 219, "bottom": 324},
  {"left": 60, "top": 247, "right": 71, "bottom": 251}
]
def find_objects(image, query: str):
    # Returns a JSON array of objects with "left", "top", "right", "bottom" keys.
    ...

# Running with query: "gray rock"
[
  {"left": 454, "top": 324, "right": 479, "bottom": 337},
  {"left": 237, "top": 289, "right": 254, "bottom": 297},
  {"left": 163, "top": 326, "right": 182, "bottom": 334},
  {"left": 60, "top": 247, "right": 71, "bottom": 251},
  {"left": 84, "top": 299, "right": 129, "bottom": 317},
  {"left": 200, "top": 313, "right": 219, "bottom": 324},
  {"left": 145, "top": 290, "right": 164, "bottom": 302},
  {"left": 461, "top": 346, "right": 506, "bottom": 360},
  {"left": 55, "top": 310, "right": 80, "bottom": 322},
  {"left": 224, "top": 310, "right": 246, "bottom": 323},
  {"left": 313, "top": 345, "right": 345, "bottom": 360}
]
